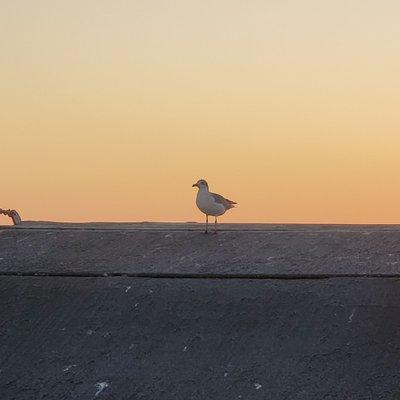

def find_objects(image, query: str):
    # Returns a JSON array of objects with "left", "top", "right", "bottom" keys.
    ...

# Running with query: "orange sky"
[{"left": 1, "top": 1, "right": 400, "bottom": 224}]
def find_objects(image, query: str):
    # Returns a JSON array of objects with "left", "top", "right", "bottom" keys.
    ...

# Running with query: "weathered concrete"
[
  {"left": 1, "top": 275, "right": 400, "bottom": 400},
  {"left": 1, "top": 223, "right": 400, "bottom": 399},
  {"left": 1, "top": 224, "right": 400, "bottom": 276}
]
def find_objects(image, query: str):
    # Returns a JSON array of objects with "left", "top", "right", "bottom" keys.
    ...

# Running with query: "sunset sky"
[{"left": 1, "top": 0, "right": 400, "bottom": 224}]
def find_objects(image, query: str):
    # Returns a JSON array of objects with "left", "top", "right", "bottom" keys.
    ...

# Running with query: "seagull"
[{"left": 192, "top": 179, "right": 237, "bottom": 234}]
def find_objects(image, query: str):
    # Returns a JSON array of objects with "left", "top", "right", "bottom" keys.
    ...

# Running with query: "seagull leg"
[
  {"left": 205, "top": 215, "right": 209, "bottom": 234},
  {"left": 214, "top": 217, "right": 218, "bottom": 234}
]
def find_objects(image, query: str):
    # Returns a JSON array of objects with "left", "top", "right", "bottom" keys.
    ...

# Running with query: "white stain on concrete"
[
  {"left": 183, "top": 346, "right": 188, "bottom": 352},
  {"left": 254, "top": 383, "right": 262, "bottom": 390},
  {"left": 63, "top": 364, "right": 76, "bottom": 372},
  {"left": 87, "top": 329, "right": 94, "bottom": 335},
  {"left": 125, "top": 286, "right": 131, "bottom": 293},
  {"left": 348, "top": 308, "right": 356, "bottom": 323},
  {"left": 94, "top": 382, "right": 109, "bottom": 397}
]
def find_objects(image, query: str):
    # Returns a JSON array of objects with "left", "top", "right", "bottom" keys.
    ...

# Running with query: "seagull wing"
[{"left": 211, "top": 192, "right": 237, "bottom": 210}]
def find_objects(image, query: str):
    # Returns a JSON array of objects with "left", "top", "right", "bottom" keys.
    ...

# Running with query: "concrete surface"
[
  {"left": 2, "top": 275, "right": 400, "bottom": 400},
  {"left": 1, "top": 224, "right": 400, "bottom": 276},
  {"left": 1, "top": 223, "right": 400, "bottom": 399}
]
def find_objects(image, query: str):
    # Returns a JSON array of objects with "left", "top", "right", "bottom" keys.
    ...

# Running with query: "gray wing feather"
[{"left": 211, "top": 193, "right": 237, "bottom": 209}]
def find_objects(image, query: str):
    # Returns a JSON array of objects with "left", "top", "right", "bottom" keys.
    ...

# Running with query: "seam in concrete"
[{"left": 1, "top": 271, "right": 399, "bottom": 280}]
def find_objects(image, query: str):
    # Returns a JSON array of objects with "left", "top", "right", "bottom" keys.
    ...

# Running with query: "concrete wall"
[{"left": 1, "top": 224, "right": 400, "bottom": 399}]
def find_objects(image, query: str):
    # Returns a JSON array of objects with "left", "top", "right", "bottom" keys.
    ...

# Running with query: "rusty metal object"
[{"left": 0, "top": 209, "right": 21, "bottom": 225}]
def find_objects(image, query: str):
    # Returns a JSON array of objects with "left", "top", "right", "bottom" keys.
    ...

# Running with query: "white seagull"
[{"left": 192, "top": 179, "right": 237, "bottom": 233}]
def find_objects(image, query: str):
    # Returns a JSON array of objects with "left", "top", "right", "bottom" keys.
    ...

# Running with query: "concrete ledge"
[
  {"left": 6, "top": 221, "right": 400, "bottom": 231},
  {"left": 1, "top": 224, "right": 400, "bottom": 276}
]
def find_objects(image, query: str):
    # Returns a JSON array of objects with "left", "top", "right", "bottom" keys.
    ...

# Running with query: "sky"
[{"left": 1, "top": 0, "right": 400, "bottom": 224}]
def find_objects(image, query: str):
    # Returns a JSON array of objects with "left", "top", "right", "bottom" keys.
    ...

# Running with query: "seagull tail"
[{"left": 226, "top": 199, "right": 237, "bottom": 209}]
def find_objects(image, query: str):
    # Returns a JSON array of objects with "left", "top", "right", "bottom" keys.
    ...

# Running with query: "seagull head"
[{"left": 192, "top": 179, "right": 209, "bottom": 190}]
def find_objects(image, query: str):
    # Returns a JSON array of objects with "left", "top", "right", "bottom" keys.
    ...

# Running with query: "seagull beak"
[{"left": 192, "top": 183, "right": 198, "bottom": 188}]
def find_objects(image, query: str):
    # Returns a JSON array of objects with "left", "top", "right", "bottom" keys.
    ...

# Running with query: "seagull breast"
[{"left": 196, "top": 190, "right": 232, "bottom": 216}]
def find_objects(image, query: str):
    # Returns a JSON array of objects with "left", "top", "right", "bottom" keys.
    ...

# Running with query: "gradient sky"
[{"left": 1, "top": 0, "right": 400, "bottom": 224}]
